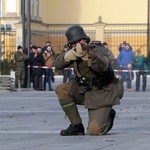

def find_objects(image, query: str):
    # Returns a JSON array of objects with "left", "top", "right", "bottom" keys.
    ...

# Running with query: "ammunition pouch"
[
  {"left": 75, "top": 68, "right": 115, "bottom": 92},
  {"left": 93, "top": 69, "right": 115, "bottom": 89}
]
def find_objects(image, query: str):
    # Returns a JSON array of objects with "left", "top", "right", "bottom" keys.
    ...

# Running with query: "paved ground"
[{"left": 0, "top": 76, "right": 150, "bottom": 150}]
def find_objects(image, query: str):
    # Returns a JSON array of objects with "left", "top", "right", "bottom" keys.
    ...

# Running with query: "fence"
[
  {"left": 104, "top": 24, "right": 147, "bottom": 58},
  {"left": 1, "top": 23, "right": 148, "bottom": 57},
  {"left": 31, "top": 23, "right": 148, "bottom": 57},
  {"left": 31, "top": 24, "right": 96, "bottom": 53},
  {"left": 0, "top": 31, "right": 16, "bottom": 60},
  {"left": 0, "top": 23, "right": 149, "bottom": 74}
]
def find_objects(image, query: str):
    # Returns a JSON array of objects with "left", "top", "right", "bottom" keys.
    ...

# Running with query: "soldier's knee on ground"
[
  {"left": 87, "top": 119, "right": 101, "bottom": 135},
  {"left": 56, "top": 83, "right": 71, "bottom": 100},
  {"left": 87, "top": 107, "right": 112, "bottom": 135}
]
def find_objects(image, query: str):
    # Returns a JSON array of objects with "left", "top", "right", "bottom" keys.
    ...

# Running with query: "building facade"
[{"left": 0, "top": 0, "right": 149, "bottom": 60}]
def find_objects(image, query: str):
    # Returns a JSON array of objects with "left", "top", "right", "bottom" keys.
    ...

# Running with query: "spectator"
[
  {"left": 42, "top": 41, "right": 55, "bottom": 83},
  {"left": 14, "top": 45, "right": 28, "bottom": 89},
  {"left": 147, "top": 51, "right": 150, "bottom": 65},
  {"left": 41, "top": 41, "right": 55, "bottom": 55},
  {"left": 117, "top": 43, "right": 134, "bottom": 92},
  {"left": 118, "top": 41, "right": 127, "bottom": 52},
  {"left": 29, "top": 46, "right": 44, "bottom": 90},
  {"left": 43, "top": 45, "right": 55, "bottom": 91},
  {"left": 133, "top": 50, "right": 149, "bottom": 91}
]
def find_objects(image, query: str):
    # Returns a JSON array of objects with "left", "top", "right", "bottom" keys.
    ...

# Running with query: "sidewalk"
[{"left": 0, "top": 76, "right": 150, "bottom": 150}]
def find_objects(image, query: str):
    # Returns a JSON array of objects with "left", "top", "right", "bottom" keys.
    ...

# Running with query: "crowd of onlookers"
[
  {"left": 90, "top": 41, "right": 150, "bottom": 92},
  {"left": 116, "top": 41, "right": 150, "bottom": 92},
  {"left": 14, "top": 40, "right": 150, "bottom": 92},
  {"left": 14, "top": 41, "right": 56, "bottom": 91},
  {"left": 14, "top": 41, "right": 77, "bottom": 91}
]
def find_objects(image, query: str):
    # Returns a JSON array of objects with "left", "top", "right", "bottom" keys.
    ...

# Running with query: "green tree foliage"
[{"left": 0, "top": 59, "right": 15, "bottom": 75}]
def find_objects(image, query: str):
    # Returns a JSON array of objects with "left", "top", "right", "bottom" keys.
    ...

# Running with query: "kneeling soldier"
[{"left": 55, "top": 25, "right": 124, "bottom": 136}]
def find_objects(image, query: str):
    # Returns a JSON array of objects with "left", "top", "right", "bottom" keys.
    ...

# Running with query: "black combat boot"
[
  {"left": 107, "top": 109, "right": 116, "bottom": 133},
  {"left": 60, "top": 123, "right": 85, "bottom": 136}
]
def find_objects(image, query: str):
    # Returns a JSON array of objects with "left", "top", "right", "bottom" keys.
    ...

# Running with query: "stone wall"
[{"left": 0, "top": 71, "right": 15, "bottom": 90}]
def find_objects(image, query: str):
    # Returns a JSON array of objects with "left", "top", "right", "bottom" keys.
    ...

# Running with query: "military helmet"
[{"left": 65, "top": 25, "right": 90, "bottom": 45}]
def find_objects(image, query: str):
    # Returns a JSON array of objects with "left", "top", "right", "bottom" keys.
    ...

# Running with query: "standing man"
[
  {"left": 29, "top": 46, "right": 44, "bottom": 90},
  {"left": 42, "top": 41, "right": 55, "bottom": 83},
  {"left": 133, "top": 50, "right": 149, "bottom": 91},
  {"left": 117, "top": 43, "right": 134, "bottom": 92},
  {"left": 118, "top": 41, "right": 127, "bottom": 52},
  {"left": 43, "top": 45, "right": 55, "bottom": 91},
  {"left": 55, "top": 25, "right": 123, "bottom": 136},
  {"left": 14, "top": 45, "right": 28, "bottom": 89}
]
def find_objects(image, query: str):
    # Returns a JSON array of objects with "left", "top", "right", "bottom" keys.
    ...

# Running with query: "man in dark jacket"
[
  {"left": 55, "top": 25, "right": 124, "bottom": 136},
  {"left": 29, "top": 46, "right": 44, "bottom": 90}
]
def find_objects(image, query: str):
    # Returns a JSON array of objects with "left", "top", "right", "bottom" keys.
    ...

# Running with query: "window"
[
  {"left": 6, "top": 0, "right": 16, "bottom": 13},
  {"left": 30, "top": 0, "right": 40, "bottom": 20},
  {"left": 31, "top": 0, "right": 34, "bottom": 17},
  {"left": 36, "top": 0, "right": 40, "bottom": 18}
]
